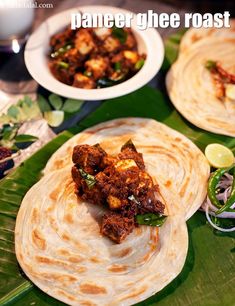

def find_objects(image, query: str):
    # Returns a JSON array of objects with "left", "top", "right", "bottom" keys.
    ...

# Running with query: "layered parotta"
[
  {"left": 44, "top": 118, "right": 210, "bottom": 220},
  {"left": 15, "top": 166, "right": 188, "bottom": 306},
  {"left": 179, "top": 20, "right": 235, "bottom": 52},
  {"left": 166, "top": 37, "right": 235, "bottom": 136}
]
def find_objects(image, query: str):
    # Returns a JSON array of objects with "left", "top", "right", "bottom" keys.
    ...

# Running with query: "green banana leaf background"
[{"left": 0, "top": 31, "right": 234, "bottom": 306}]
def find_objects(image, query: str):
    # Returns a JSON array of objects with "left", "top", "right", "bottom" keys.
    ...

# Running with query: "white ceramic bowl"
[{"left": 25, "top": 6, "right": 164, "bottom": 100}]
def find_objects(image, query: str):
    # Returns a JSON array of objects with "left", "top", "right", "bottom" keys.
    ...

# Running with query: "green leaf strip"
[{"left": 0, "top": 281, "right": 33, "bottom": 305}]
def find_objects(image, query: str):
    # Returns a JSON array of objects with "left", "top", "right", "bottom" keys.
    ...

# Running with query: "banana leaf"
[
  {"left": 0, "top": 131, "right": 73, "bottom": 306},
  {"left": 0, "top": 31, "right": 234, "bottom": 306}
]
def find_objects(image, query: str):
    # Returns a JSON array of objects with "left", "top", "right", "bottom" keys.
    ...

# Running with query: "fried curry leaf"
[
  {"left": 79, "top": 168, "right": 96, "bottom": 189},
  {"left": 112, "top": 26, "right": 127, "bottom": 44},
  {"left": 121, "top": 139, "right": 137, "bottom": 152},
  {"left": 96, "top": 78, "right": 116, "bottom": 88},
  {"left": 205, "top": 60, "right": 217, "bottom": 71},
  {"left": 136, "top": 213, "right": 167, "bottom": 227}
]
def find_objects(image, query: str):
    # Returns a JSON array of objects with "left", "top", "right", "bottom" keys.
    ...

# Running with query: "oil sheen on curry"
[
  {"left": 71, "top": 140, "right": 166, "bottom": 243},
  {"left": 49, "top": 26, "right": 146, "bottom": 88}
]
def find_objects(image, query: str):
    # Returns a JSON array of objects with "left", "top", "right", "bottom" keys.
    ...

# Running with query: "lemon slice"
[
  {"left": 44, "top": 110, "right": 64, "bottom": 127},
  {"left": 205, "top": 143, "right": 234, "bottom": 168}
]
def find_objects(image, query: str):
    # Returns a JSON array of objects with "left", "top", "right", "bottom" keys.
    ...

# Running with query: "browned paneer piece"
[
  {"left": 73, "top": 73, "right": 96, "bottom": 89},
  {"left": 75, "top": 29, "right": 95, "bottom": 55},
  {"left": 103, "top": 36, "right": 121, "bottom": 53},
  {"left": 71, "top": 165, "right": 82, "bottom": 188},
  {"left": 100, "top": 212, "right": 135, "bottom": 243},
  {"left": 123, "top": 50, "right": 139, "bottom": 64},
  {"left": 101, "top": 155, "right": 118, "bottom": 168},
  {"left": 71, "top": 141, "right": 165, "bottom": 243},
  {"left": 71, "top": 165, "right": 105, "bottom": 206},
  {"left": 124, "top": 29, "right": 137, "bottom": 50},
  {"left": 118, "top": 139, "right": 145, "bottom": 170},
  {"left": 72, "top": 144, "right": 107, "bottom": 174},
  {"left": 93, "top": 27, "right": 111, "bottom": 41},
  {"left": 107, "top": 195, "right": 123, "bottom": 210},
  {"left": 85, "top": 56, "right": 109, "bottom": 80},
  {"left": 138, "top": 190, "right": 165, "bottom": 215}
]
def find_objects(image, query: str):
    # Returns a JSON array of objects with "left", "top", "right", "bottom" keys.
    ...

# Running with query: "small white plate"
[{"left": 25, "top": 6, "right": 164, "bottom": 101}]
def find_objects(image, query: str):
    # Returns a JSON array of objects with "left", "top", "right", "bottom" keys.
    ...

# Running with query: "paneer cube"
[
  {"left": 85, "top": 57, "right": 109, "bottom": 80},
  {"left": 107, "top": 195, "right": 122, "bottom": 209},
  {"left": 103, "top": 36, "right": 121, "bottom": 53},
  {"left": 75, "top": 29, "right": 95, "bottom": 55},
  {"left": 114, "top": 159, "right": 137, "bottom": 171},
  {"left": 123, "top": 51, "right": 139, "bottom": 64},
  {"left": 94, "top": 27, "right": 111, "bottom": 41},
  {"left": 73, "top": 73, "right": 95, "bottom": 89}
]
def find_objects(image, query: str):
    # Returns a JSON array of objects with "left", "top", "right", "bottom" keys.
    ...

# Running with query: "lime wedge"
[
  {"left": 44, "top": 110, "right": 64, "bottom": 127},
  {"left": 205, "top": 144, "right": 234, "bottom": 168}
]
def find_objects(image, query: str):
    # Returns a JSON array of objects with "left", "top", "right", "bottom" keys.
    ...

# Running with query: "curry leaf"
[
  {"left": 121, "top": 139, "right": 137, "bottom": 152},
  {"left": 37, "top": 95, "right": 51, "bottom": 112},
  {"left": 7, "top": 106, "right": 19, "bottom": 119},
  {"left": 23, "top": 96, "right": 33, "bottom": 107},
  {"left": 205, "top": 60, "right": 217, "bottom": 71},
  {"left": 62, "top": 99, "right": 83, "bottom": 113},
  {"left": 136, "top": 213, "right": 167, "bottom": 227},
  {"left": 2, "top": 125, "right": 18, "bottom": 141},
  {"left": 49, "top": 94, "right": 63, "bottom": 110},
  {"left": 79, "top": 168, "right": 96, "bottom": 189},
  {"left": 112, "top": 26, "right": 127, "bottom": 44},
  {"left": 14, "top": 134, "right": 38, "bottom": 143}
]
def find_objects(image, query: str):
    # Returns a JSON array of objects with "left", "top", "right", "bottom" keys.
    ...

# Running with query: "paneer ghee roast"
[
  {"left": 15, "top": 118, "right": 210, "bottom": 305},
  {"left": 48, "top": 25, "right": 146, "bottom": 89}
]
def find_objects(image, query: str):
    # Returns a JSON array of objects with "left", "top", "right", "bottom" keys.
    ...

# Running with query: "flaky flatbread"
[
  {"left": 179, "top": 21, "right": 235, "bottom": 52},
  {"left": 44, "top": 118, "right": 210, "bottom": 220},
  {"left": 15, "top": 166, "right": 188, "bottom": 306},
  {"left": 166, "top": 37, "right": 235, "bottom": 136}
]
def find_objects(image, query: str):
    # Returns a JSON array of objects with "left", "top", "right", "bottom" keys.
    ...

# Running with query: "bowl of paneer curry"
[{"left": 25, "top": 6, "right": 164, "bottom": 100}]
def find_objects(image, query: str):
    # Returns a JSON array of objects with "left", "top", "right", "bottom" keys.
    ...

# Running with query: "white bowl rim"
[{"left": 24, "top": 5, "right": 164, "bottom": 101}]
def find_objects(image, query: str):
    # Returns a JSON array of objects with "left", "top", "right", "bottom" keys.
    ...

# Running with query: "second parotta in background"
[
  {"left": 44, "top": 118, "right": 210, "bottom": 220},
  {"left": 179, "top": 20, "right": 235, "bottom": 52},
  {"left": 166, "top": 35, "right": 235, "bottom": 137}
]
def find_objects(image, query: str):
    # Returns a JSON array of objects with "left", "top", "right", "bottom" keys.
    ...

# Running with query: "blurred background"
[
  {"left": 31, "top": 0, "right": 235, "bottom": 35},
  {"left": 0, "top": 0, "right": 234, "bottom": 172},
  {"left": 1, "top": 0, "right": 234, "bottom": 107}
]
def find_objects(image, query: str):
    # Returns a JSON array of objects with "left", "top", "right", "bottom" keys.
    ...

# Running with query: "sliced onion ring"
[{"left": 205, "top": 203, "right": 235, "bottom": 232}]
